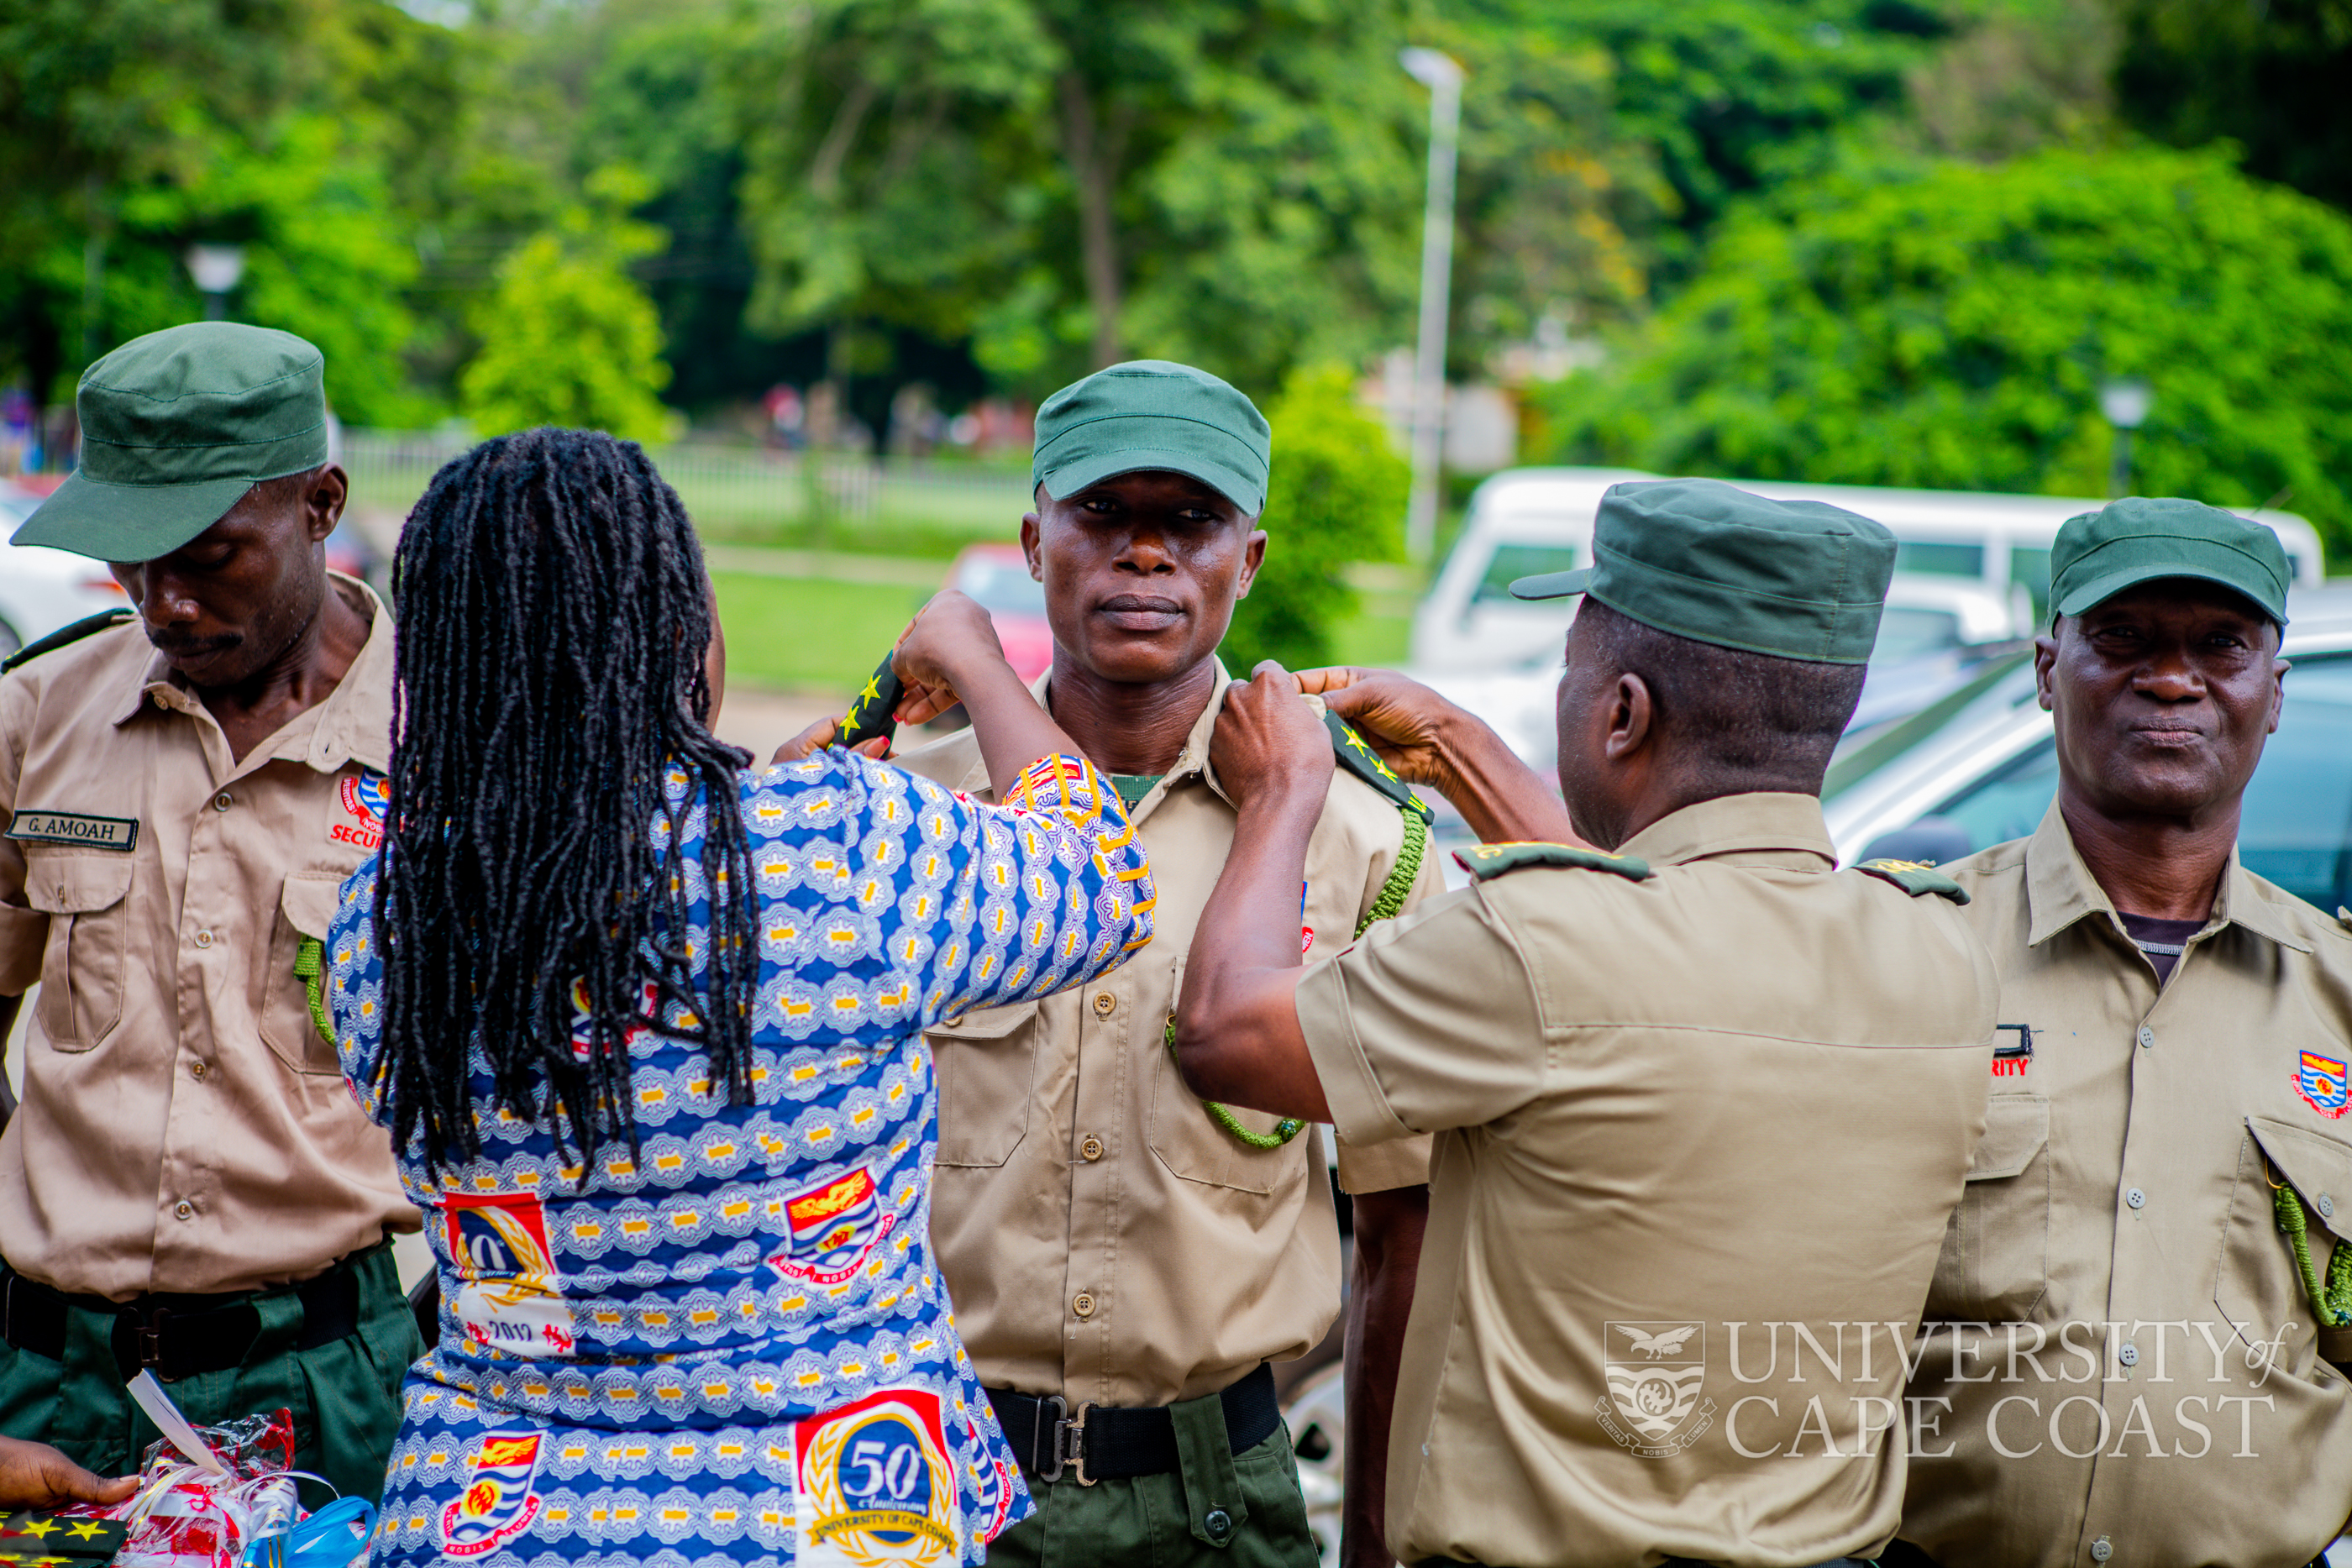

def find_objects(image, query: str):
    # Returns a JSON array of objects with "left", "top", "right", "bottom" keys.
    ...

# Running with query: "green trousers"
[
  {"left": 985, "top": 1389, "right": 1321, "bottom": 1568},
  {"left": 0, "top": 1245, "right": 420, "bottom": 1505}
]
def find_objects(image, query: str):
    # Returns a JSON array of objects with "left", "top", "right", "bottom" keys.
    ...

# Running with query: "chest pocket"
[
  {"left": 1148, "top": 952, "right": 1308, "bottom": 1198},
  {"left": 1929, "top": 1092, "right": 2050, "bottom": 1321},
  {"left": 24, "top": 850, "right": 134, "bottom": 1051},
  {"left": 257, "top": 872, "right": 346, "bottom": 1075},
  {"left": 927, "top": 1001, "right": 1039, "bottom": 1167},
  {"left": 2215, "top": 1116, "right": 2352, "bottom": 1371}
]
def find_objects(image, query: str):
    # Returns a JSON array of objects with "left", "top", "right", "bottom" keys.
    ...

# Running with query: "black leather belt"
[
  {"left": 0, "top": 1245, "right": 374, "bottom": 1383},
  {"left": 986, "top": 1361, "right": 1282, "bottom": 1485}
]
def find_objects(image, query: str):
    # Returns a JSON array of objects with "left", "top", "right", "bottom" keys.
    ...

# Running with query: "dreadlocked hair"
[{"left": 375, "top": 427, "right": 757, "bottom": 1177}]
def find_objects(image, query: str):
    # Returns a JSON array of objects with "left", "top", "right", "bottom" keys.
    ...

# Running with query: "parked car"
[
  {"left": 1824, "top": 585, "right": 2352, "bottom": 911},
  {"left": 945, "top": 542, "right": 1052, "bottom": 683},
  {"left": 1413, "top": 467, "right": 2325, "bottom": 674},
  {"left": 0, "top": 484, "right": 129, "bottom": 658}
]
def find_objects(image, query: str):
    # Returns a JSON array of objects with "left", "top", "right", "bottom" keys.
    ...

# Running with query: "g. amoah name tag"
[{"left": 6, "top": 810, "right": 138, "bottom": 852}]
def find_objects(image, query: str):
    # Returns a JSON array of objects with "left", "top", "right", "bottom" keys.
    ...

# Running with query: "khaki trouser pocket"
[
  {"left": 24, "top": 850, "right": 133, "bottom": 1051},
  {"left": 259, "top": 872, "right": 347, "bottom": 1075},
  {"left": 1930, "top": 1092, "right": 2050, "bottom": 1321}
]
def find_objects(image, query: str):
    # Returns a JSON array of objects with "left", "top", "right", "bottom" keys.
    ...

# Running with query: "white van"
[{"left": 1411, "top": 467, "right": 2328, "bottom": 673}]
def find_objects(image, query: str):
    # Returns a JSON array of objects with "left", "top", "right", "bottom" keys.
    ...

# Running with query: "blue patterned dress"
[{"left": 327, "top": 750, "right": 1154, "bottom": 1568}]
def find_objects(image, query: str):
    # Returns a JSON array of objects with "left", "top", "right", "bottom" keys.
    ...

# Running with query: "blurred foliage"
[
  {"left": 1223, "top": 366, "right": 1410, "bottom": 670},
  {"left": 2113, "top": 0, "right": 2352, "bottom": 212},
  {"left": 459, "top": 170, "right": 673, "bottom": 443},
  {"left": 1536, "top": 147, "right": 2352, "bottom": 549}
]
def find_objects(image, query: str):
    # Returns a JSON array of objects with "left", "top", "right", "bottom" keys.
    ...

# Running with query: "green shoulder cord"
[
  {"left": 1169, "top": 712, "right": 1434, "bottom": 1152},
  {"left": 294, "top": 935, "right": 334, "bottom": 1046},
  {"left": 2272, "top": 1163, "right": 2352, "bottom": 1329}
]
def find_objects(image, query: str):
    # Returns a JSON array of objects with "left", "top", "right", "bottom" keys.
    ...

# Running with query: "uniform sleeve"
[
  {"left": 0, "top": 675, "right": 45, "bottom": 995},
  {"left": 897, "top": 752, "right": 1154, "bottom": 1026},
  {"left": 324, "top": 857, "right": 390, "bottom": 1123},
  {"left": 1331, "top": 802, "right": 1447, "bottom": 1192},
  {"left": 1296, "top": 884, "right": 1548, "bottom": 1146}
]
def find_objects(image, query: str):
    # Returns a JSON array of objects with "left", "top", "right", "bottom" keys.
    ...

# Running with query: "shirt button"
[
  {"left": 1080, "top": 1135, "right": 1105, "bottom": 1162},
  {"left": 2118, "top": 1342, "right": 2139, "bottom": 1366},
  {"left": 193, "top": 930, "right": 214, "bottom": 949},
  {"left": 1091, "top": 993, "right": 1116, "bottom": 1018},
  {"left": 173, "top": 1200, "right": 193, "bottom": 1221},
  {"left": 191, "top": 1062, "right": 207, "bottom": 1081},
  {"left": 1072, "top": 1293, "right": 1097, "bottom": 1319},
  {"left": 2126, "top": 1188, "right": 2145, "bottom": 1209},
  {"left": 2138, "top": 1025, "right": 2155, "bottom": 1049},
  {"left": 2323, "top": 1193, "right": 2339, "bottom": 1219},
  {"left": 2091, "top": 1539, "right": 2113, "bottom": 1562},
  {"left": 213, "top": 792, "right": 233, "bottom": 811}
]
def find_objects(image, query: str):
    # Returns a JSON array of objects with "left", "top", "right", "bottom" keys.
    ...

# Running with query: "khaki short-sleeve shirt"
[
  {"left": 1901, "top": 800, "right": 2352, "bottom": 1568},
  {"left": 0, "top": 576, "right": 415, "bottom": 1300},
  {"left": 894, "top": 662, "right": 1438, "bottom": 1408},
  {"left": 1295, "top": 793, "right": 2001, "bottom": 1568}
]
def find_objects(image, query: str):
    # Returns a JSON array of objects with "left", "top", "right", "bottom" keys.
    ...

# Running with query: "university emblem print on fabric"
[
  {"left": 2299, "top": 1051, "right": 2350, "bottom": 1119},
  {"left": 444, "top": 1193, "right": 578, "bottom": 1357},
  {"left": 438, "top": 1430, "right": 544, "bottom": 1557},
  {"left": 771, "top": 1166, "right": 898, "bottom": 1287},
  {"left": 1598, "top": 1322, "right": 1715, "bottom": 1458},
  {"left": 792, "top": 1387, "right": 960, "bottom": 1567}
]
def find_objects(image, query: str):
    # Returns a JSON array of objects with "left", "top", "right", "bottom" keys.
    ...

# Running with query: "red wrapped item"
[{"left": 62, "top": 1409, "right": 305, "bottom": 1568}]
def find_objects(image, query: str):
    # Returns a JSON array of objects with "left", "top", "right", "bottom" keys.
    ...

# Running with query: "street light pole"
[
  {"left": 1400, "top": 47, "right": 1463, "bottom": 565},
  {"left": 2098, "top": 379, "right": 2152, "bottom": 500},
  {"left": 185, "top": 244, "right": 246, "bottom": 322}
]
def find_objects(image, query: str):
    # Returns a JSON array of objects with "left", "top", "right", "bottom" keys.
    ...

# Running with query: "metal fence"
[{"left": 340, "top": 429, "right": 1035, "bottom": 542}]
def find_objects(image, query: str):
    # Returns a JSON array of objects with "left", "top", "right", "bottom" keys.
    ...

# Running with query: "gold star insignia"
[
  {"left": 16, "top": 1522, "right": 55, "bottom": 1539},
  {"left": 64, "top": 1525, "right": 104, "bottom": 1543}
]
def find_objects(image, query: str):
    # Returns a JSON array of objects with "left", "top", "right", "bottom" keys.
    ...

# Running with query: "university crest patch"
[
  {"left": 333, "top": 769, "right": 388, "bottom": 850},
  {"left": 771, "top": 1166, "right": 897, "bottom": 1287},
  {"left": 1597, "top": 1321, "right": 1714, "bottom": 1459},
  {"left": 445, "top": 1193, "right": 577, "bottom": 1357},
  {"left": 2299, "top": 1051, "right": 2349, "bottom": 1119},
  {"left": 439, "top": 1430, "right": 543, "bottom": 1557},
  {"left": 792, "top": 1388, "right": 959, "bottom": 1567}
]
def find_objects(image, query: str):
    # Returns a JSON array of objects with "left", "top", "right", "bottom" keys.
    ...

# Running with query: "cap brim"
[
  {"left": 1037, "top": 448, "right": 1265, "bottom": 517},
  {"left": 8, "top": 469, "right": 253, "bottom": 561},
  {"left": 2055, "top": 562, "right": 2287, "bottom": 626},
  {"left": 1508, "top": 568, "right": 1593, "bottom": 601}
]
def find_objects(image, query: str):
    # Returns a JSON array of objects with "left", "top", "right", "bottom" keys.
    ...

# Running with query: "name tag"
[{"left": 6, "top": 810, "right": 139, "bottom": 852}]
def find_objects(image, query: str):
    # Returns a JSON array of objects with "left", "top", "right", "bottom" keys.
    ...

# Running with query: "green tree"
[
  {"left": 1536, "top": 147, "right": 2352, "bottom": 550},
  {"left": 459, "top": 170, "right": 672, "bottom": 443},
  {"left": 1223, "top": 366, "right": 1409, "bottom": 671}
]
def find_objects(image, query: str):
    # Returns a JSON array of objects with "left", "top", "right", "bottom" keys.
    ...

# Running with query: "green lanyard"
[{"left": 2273, "top": 1166, "right": 2352, "bottom": 1329}]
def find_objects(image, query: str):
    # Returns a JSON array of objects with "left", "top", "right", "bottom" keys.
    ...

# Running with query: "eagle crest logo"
[{"left": 1598, "top": 1321, "right": 1714, "bottom": 1459}]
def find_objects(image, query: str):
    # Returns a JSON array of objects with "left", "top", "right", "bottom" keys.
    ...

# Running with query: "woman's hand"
[
  {"left": 892, "top": 590, "right": 1010, "bottom": 726},
  {"left": 771, "top": 716, "right": 889, "bottom": 767},
  {"left": 0, "top": 1436, "right": 137, "bottom": 1509},
  {"left": 1212, "top": 662, "right": 1336, "bottom": 814}
]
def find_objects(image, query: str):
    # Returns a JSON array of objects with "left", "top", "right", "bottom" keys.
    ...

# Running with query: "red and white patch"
[
  {"left": 439, "top": 1431, "right": 544, "bottom": 1557},
  {"left": 444, "top": 1193, "right": 576, "bottom": 1358}
]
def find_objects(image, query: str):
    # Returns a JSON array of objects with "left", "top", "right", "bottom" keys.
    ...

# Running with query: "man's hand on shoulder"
[
  {"left": 1213, "top": 663, "right": 1335, "bottom": 813},
  {"left": 0, "top": 1436, "right": 136, "bottom": 1510},
  {"left": 1294, "top": 667, "right": 1465, "bottom": 795}
]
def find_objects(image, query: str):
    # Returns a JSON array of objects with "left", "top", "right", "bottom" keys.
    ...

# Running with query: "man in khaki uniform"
[
  {"left": 884, "top": 362, "right": 1441, "bottom": 1568},
  {"left": 0, "top": 323, "right": 419, "bottom": 1497},
  {"left": 1887, "top": 500, "right": 2352, "bottom": 1568},
  {"left": 1173, "top": 478, "right": 2003, "bottom": 1568}
]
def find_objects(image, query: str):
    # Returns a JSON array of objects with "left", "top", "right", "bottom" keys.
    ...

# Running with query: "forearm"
[
  {"left": 1431, "top": 708, "right": 1580, "bottom": 846},
  {"left": 951, "top": 657, "right": 1085, "bottom": 800},
  {"left": 1173, "top": 786, "right": 1331, "bottom": 1120},
  {"left": 0, "top": 993, "right": 18, "bottom": 1130},
  {"left": 1344, "top": 1184, "right": 1428, "bottom": 1568}
]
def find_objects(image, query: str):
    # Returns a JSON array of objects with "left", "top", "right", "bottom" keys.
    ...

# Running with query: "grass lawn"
[{"left": 717, "top": 564, "right": 1418, "bottom": 695}]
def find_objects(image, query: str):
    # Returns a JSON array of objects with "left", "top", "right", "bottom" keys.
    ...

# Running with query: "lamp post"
[
  {"left": 1400, "top": 47, "right": 1463, "bottom": 564},
  {"left": 185, "top": 245, "right": 246, "bottom": 321},
  {"left": 2099, "top": 379, "right": 2152, "bottom": 500}
]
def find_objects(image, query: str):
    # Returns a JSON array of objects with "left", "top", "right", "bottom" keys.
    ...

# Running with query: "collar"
[
  {"left": 2023, "top": 795, "right": 2310, "bottom": 952},
  {"left": 110, "top": 573, "right": 394, "bottom": 774},
  {"left": 957, "top": 658, "right": 1234, "bottom": 816},
  {"left": 1616, "top": 791, "right": 1837, "bottom": 871}
]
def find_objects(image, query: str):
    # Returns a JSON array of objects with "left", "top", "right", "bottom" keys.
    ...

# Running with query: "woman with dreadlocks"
[{"left": 322, "top": 427, "right": 1153, "bottom": 1567}]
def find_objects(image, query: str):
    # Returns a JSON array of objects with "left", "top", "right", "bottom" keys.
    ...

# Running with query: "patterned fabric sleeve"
[
  {"left": 326, "top": 856, "right": 390, "bottom": 1124},
  {"left": 896, "top": 750, "right": 1153, "bottom": 1026}
]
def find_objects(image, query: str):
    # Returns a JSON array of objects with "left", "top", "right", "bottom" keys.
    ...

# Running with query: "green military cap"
[
  {"left": 12, "top": 322, "right": 329, "bottom": 562},
  {"left": 2049, "top": 496, "right": 2290, "bottom": 626},
  {"left": 1510, "top": 477, "right": 1896, "bottom": 665},
  {"left": 1032, "top": 359, "right": 1271, "bottom": 516}
]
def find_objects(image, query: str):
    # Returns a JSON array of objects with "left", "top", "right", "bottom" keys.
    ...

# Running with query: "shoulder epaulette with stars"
[
  {"left": 1456, "top": 842, "right": 1653, "bottom": 881},
  {"left": 1323, "top": 711, "right": 1433, "bottom": 822},
  {"left": 835, "top": 653, "right": 905, "bottom": 748},
  {"left": 0, "top": 607, "right": 134, "bottom": 675},
  {"left": 1856, "top": 857, "right": 1970, "bottom": 904}
]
